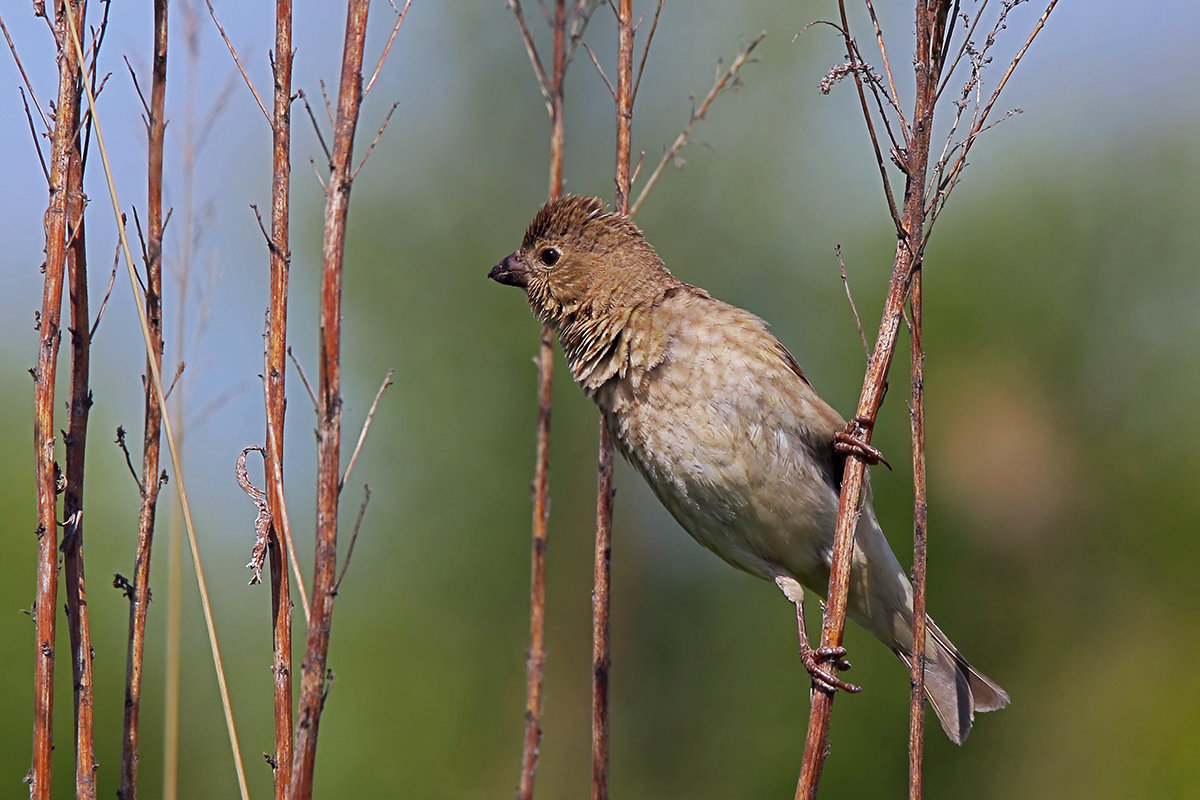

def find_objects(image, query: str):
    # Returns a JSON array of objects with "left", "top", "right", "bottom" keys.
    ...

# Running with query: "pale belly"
[
  {"left": 597, "top": 365, "right": 844, "bottom": 592},
  {"left": 595, "top": 363, "right": 913, "bottom": 647}
]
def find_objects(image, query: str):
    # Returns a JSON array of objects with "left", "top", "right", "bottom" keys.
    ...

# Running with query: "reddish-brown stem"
[
  {"left": 62, "top": 48, "right": 96, "bottom": 800},
  {"left": 592, "top": 419, "right": 615, "bottom": 800},
  {"left": 514, "top": 1, "right": 567, "bottom": 797},
  {"left": 590, "top": 4, "right": 632, "bottom": 799},
  {"left": 267, "top": 1, "right": 295, "bottom": 797},
  {"left": 30, "top": 3, "right": 84, "bottom": 797},
  {"left": 119, "top": 3, "right": 168, "bottom": 797},
  {"left": 796, "top": 2, "right": 948, "bottom": 796},
  {"left": 289, "top": 2, "right": 371, "bottom": 796},
  {"left": 907, "top": 268, "right": 928, "bottom": 800},
  {"left": 519, "top": 325, "right": 554, "bottom": 800},
  {"left": 612, "top": 0, "right": 634, "bottom": 216}
]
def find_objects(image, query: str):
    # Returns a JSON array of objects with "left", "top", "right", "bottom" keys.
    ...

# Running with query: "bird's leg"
[
  {"left": 834, "top": 414, "right": 892, "bottom": 470},
  {"left": 774, "top": 575, "right": 861, "bottom": 695}
]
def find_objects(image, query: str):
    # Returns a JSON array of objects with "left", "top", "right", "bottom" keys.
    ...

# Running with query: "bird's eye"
[{"left": 538, "top": 247, "right": 561, "bottom": 267}]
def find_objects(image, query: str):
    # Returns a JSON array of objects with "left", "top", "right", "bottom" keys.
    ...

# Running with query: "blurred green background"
[{"left": 2, "top": 1, "right": 1198, "bottom": 797}]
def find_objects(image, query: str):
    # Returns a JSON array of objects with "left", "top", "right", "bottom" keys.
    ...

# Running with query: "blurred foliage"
[{"left": 1, "top": 1, "right": 1198, "bottom": 798}]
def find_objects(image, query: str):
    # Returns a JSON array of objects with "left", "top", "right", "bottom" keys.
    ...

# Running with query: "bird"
[{"left": 488, "top": 194, "right": 1009, "bottom": 744}]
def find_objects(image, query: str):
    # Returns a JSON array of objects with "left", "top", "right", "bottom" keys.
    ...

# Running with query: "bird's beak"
[{"left": 489, "top": 252, "right": 530, "bottom": 289}]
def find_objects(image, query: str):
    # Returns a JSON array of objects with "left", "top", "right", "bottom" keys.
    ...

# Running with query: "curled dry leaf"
[{"left": 235, "top": 446, "right": 272, "bottom": 585}]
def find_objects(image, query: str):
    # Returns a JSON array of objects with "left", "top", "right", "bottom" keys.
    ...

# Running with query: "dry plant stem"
[
  {"left": 835, "top": 0, "right": 899, "bottom": 229},
  {"left": 907, "top": 270, "right": 928, "bottom": 800},
  {"left": 60, "top": 4, "right": 252, "bottom": 797},
  {"left": 30, "top": 3, "right": 84, "bottom": 796},
  {"left": 289, "top": 2, "right": 373, "bottom": 796},
  {"left": 592, "top": 421, "right": 615, "bottom": 800},
  {"left": 264, "top": 1, "right": 296, "bottom": 795},
  {"left": 339, "top": 369, "right": 395, "bottom": 490},
  {"left": 0, "top": 13, "right": 51, "bottom": 131},
  {"left": 205, "top": 0, "right": 270, "bottom": 123},
  {"left": 120, "top": 2, "right": 168, "bottom": 797},
  {"left": 796, "top": 2, "right": 948, "bottom": 797},
  {"left": 629, "top": 32, "right": 764, "bottom": 218},
  {"left": 62, "top": 41, "right": 96, "bottom": 800},
  {"left": 509, "top": 0, "right": 568, "bottom": 795},
  {"left": 590, "top": 4, "right": 632, "bottom": 798},
  {"left": 929, "top": 0, "right": 1058, "bottom": 225},
  {"left": 363, "top": 0, "right": 411, "bottom": 97}
]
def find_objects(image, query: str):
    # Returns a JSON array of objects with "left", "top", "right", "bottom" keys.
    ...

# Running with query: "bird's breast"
[{"left": 594, "top": 316, "right": 843, "bottom": 585}]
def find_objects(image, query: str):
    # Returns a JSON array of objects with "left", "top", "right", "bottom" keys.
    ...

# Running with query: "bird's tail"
[{"left": 893, "top": 617, "right": 1010, "bottom": 745}]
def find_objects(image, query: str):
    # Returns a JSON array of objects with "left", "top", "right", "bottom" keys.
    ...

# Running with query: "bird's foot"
[
  {"left": 834, "top": 415, "right": 891, "bottom": 470},
  {"left": 800, "top": 645, "right": 861, "bottom": 694}
]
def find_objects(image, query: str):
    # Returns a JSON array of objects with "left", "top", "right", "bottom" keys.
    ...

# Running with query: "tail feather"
[{"left": 894, "top": 617, "right": 1009, "bottom": 745}]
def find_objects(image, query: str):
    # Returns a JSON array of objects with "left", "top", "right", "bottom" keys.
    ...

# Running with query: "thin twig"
[
  {"left": 288, "top": 346, "right": 319, "bottom": 410},
  {"left": 363, "top": 0, "right": 411, "bottom": 97},
  {"left": 863, "top": 0, "right": 908, "bottom": 140},
  {"left": 936, "top": 0, "right": 989, "bottom": 104},
  {"left": 836, "top": 244, "right": 870, "bottom": 358},
  {"left": 339, "top": 369, "right": 395, "bottom": 491},
  {"left": 582, "top": 42, "right": 616, "bottom": 101},
  {"left": 298, "top": 90, "right": 333, "bottom": 163},
  {"left": 630, "top": 0, "right": 664, "bottom": 105},
  {"left": 319, "top": 78, "right": 335, "bottom": 128},
  {"left": 333, "top": 485, "right": 371, "bottom": 593},
  {"left": 123, "top": 54, "right": 151, "bottom": 119},
  {"left": 163, "top": 361, "right": 185, "bottom": 401},
  {"left": 250, "top": 203, "right": 279, "bottom": 256},
  {"left": 629, "top": 31, "right": 763, "bottom": 217},
  {"left": 308, "top": 155, "right": 328, "bottom": 190},
  {"left": 935, "top": 0, "right": 1058, "bottom": 217},
  {"left": 204, "top": 0, "right": 270, "bottom": 123},
  {"left": 351, "top": 101, "right": 399, "bottom": 180},
  {"left": 20, "top": 88, "right": 51, "bottom": 185},
  {"left": 629, "top": 150, "right": 644, "bottom": 187},
  {"left": 0, "top": 12, "right": 51, "bottom": 131},
  {"left": 61, "top": 6, "right": 252, "bottom": 797},
  {"left": 509, "top": 0, "right": 551, "bottom": 98},
  {"left": 834, "top": 1, "right": 900, "bottom": 231},
  {"left": 114, "top": 427, "right": 146, "bottom": 495},
  {"left": 88, "top": 247, "right": 118, "bottom": 338},
  {"left": 564, "top": 0, "right": 601, "bottom": 65}
]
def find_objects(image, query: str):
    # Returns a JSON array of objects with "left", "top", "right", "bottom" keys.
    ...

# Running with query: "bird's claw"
[
  {"left": 834, "top": 416, "right": 891, "bottom": 470},
  {"left": 800, "top": 645, "right": 861, "bottom": 694}
]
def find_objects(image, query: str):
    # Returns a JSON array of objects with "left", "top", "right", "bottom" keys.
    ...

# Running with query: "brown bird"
[{"left": 489, "top": 195, "right": 1008, "bottom": 743}]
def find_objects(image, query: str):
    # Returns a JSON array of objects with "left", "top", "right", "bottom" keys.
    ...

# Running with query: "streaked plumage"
[{"left": 490, "top": 195, "right": 1008, "bottom": 743}]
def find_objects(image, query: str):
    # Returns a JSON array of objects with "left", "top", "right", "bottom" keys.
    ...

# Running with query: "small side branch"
[
  {"left": 339, "top": 368, "right": 395, "bottom": 491},
  {"left": 629, "top": 31, "right": 763, "bottom": 217},
  {"left": 205, "top": 0, "right": 270, "bottom": 123}
]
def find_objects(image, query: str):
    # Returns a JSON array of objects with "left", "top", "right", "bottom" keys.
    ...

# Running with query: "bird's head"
[{"left": 489, "top": 195, "right": 678, "bottom": 331}]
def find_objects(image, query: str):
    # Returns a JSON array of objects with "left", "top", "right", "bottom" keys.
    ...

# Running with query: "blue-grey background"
[{"left": 2, "top": 1, "right": 1197, "bottom": 797}]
